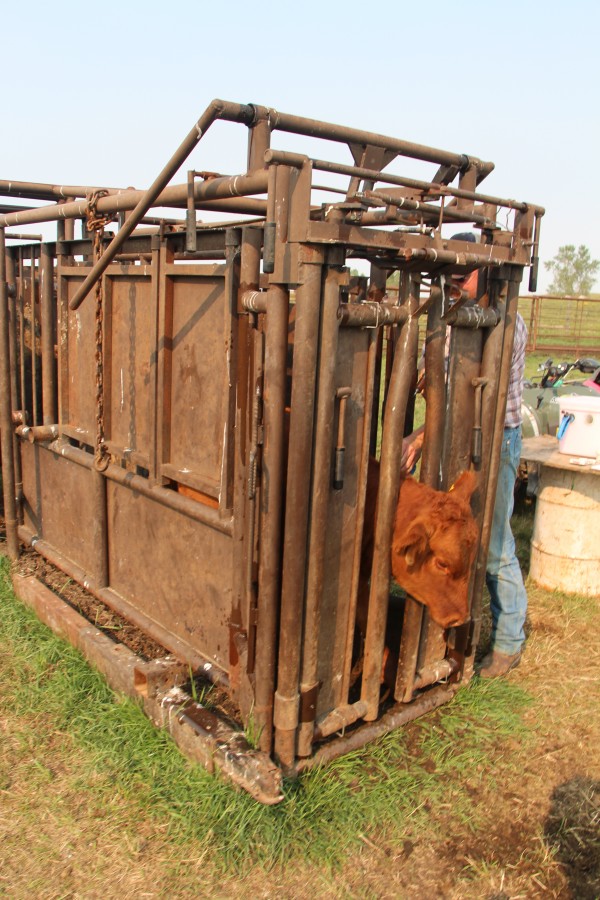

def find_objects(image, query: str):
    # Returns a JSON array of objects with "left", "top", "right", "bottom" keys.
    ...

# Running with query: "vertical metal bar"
[
  {"left": 247, "top": 116, "right": 271, "bottom": 172},
  {"left": 6, "top": 251, "right": 19, "bottom": 411},
  {"left": 155, "top": 238, "right": 175, "bottom": 485},
  {"left": 18, "top": 248, "right": 27, "bottom": 420},
  {"left": 297, "top": 263, "right": 342, "bottom": 757},
  {"left": 254, "top": 284, "right": 288, "bottom": 753},
  {"left": 361, "top": 274, "right": 420, "bottom": 720},
  {"left": 91, "top": 468, "right": 108, "bottom": 587},
  {"left": 0, "top": 229, "right": 20, "bottom": 558},
  {"left": 395, "top": 278, "right": 447, "bottom": 702},
  {"left": 229, "top": 225, "right": 261, "bottom": 714},
  {"left": 30, "top": 248, "right": 40, "bottom": 425},
  {"left": 186, "top": 171, "right": 197, "bottom": 253},
  {"left": 40, "top": 243, "right": 57, "bottom": 424},
  {"left": 466, "top": 267, "right": 523, "bottom": 667},
  {"left": 368, "top": 265, "right": 387, "bottom": 457},
  {"left": 6, "top": 249, "right": 23, "bottom": 523},
  {"left": 340, "top": 326, "right": 378, "bottom": 700},
  {"left": 442, "top": 322, "right": 483, "bottom": 490},
  {"left": 148, "top": 235, "right": 161, "bottom": 483},
  {"left": 273, "top": 250, "right": 324, "bottom": 769},
  {"left": 419, "top": 278, "right": 447, "bottom": 488},
  {"left": 56, "top": 236, "right": 70, "bottom": 430},
  {"left": 254, "top": 164, "right": 293, "bottom": 753}
]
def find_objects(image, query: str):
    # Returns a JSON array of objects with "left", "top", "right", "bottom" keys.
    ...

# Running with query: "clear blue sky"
[{"left": 3, "top": 0, "right": 599, "bottom": 293}]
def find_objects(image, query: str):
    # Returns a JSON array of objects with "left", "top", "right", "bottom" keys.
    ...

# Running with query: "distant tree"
[{"left": 544, "top": 244, "right": 600, "bottom": 296}]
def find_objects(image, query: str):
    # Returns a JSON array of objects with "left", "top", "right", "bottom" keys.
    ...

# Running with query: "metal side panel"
[
  {"left": 106, "top": 479, "right": 233, "bottom": 670},
  {"left": 20, "top": 441, "right": 99, "bottom": 575},
  {"left": 105, "top": 273, "right": 155, "bottom": 464}
]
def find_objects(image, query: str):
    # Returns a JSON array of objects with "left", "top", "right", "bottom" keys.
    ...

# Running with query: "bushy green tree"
[{"left": 545, "top": 244, "right": 600, "bottom": 296}]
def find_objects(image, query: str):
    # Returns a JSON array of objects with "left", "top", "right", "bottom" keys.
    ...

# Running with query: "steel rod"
[
  {"left": 40, "top": 244, "right": 57, "bottom": 424},
  {"left": 6, "top": 249, "right": 23, "bottom": 523},
  {"left": 297, "top": 264, "right": 342, "bottom": 757},
  {"left": 274, "top": 250, "right": 324, "bottom": 769},
  {"left": 338, "top": 301, "right": 409, "bottom": 328},
  {"left": 0, "top": 229, "right": 19, "bottom": 557},
  {"left": 360, "top": 274, "right": 420, "bottom": 720},
  {"left": 255, "top": 105, "right": 489, "bottom": 170}
]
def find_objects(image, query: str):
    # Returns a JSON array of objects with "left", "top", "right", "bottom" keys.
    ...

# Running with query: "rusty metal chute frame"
[{"left": 0, "top": 100, "right": 543, "bottom": 794}]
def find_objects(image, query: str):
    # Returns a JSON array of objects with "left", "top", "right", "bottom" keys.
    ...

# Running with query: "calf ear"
[
  {"left": 450, "top": 470, "right": 477, "bottom": 503},
  {"left": 396, "top": 521, "right": 431, "bottom": 568}
]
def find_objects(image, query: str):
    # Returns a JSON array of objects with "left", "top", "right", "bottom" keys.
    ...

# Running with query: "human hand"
[{"left": 401, "top": 427, "right": 424, "bottom": 475}]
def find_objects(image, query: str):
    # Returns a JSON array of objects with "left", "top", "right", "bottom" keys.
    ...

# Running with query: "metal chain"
[{"left": 86, "top": 190, "right": 114, "bottom": 473}]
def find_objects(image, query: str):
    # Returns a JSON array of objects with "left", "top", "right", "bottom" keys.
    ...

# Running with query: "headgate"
[{"left": 0, "top": 100, "right": 543, "bottom": 802}]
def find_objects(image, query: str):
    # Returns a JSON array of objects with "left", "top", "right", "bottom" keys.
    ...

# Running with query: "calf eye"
[{"left": 433, "top": 558, "right": 451, "bottom": 574}]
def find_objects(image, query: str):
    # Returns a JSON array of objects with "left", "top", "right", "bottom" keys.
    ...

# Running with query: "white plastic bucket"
[{"left": 557, "top": 395, "right": 600, "bottom": 459}]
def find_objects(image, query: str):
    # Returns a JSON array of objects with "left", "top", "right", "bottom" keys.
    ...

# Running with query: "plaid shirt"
[{"left": 505, "top": 312, "right": 527, "bottom": 428}]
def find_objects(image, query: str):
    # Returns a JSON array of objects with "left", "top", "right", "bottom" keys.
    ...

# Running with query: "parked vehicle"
[{"left": 521, "top": 357, "right": 600, "bottom": 439}]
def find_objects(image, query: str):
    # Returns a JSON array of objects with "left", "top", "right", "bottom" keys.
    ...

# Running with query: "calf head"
[{"left": 391, "top": 471, "right": 478, "bottom": 629}]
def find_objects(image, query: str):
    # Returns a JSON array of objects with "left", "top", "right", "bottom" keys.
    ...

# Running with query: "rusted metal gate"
[
  {"left": 519, "top": 294, "right": 600, "bottom": 355},
  {"left": 0, "top": 100, "right": 542, "bottom": 801}
]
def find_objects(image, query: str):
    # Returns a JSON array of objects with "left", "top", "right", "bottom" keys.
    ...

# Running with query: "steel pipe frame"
[
  {"left": 360, "top": 274, "right": 421, "bottom": 721},
  {"left": 263, "top": 149, "right": 543, "bottom": 217},
  {"left": 3, "top": 103, "right": 540, "bottom": 780},
  {"left": 1, "top": 101, "right": 258, "bottom": 305}
]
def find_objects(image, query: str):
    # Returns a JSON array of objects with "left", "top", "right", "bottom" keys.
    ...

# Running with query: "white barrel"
[{"left": 530, "top": 467, "right": 600, "bottom": 596}]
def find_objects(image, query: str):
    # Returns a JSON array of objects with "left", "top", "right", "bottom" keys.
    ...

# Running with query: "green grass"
[{"left": 0, "top": 554, "right": 533, "bottom": 874}]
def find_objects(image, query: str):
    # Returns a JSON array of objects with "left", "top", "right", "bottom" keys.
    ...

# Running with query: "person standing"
[{"left": 478, "top": 311, "right": 528, "bottom": 677}]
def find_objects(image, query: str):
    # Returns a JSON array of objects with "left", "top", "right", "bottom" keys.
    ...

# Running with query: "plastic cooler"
[{"left": 557, "top": 395, "right": 600, "bottom": 458}]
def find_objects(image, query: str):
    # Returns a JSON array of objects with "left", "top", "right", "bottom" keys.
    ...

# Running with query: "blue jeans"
[{"left": 485, "top": 426, "right": 527, "bottom": 655}]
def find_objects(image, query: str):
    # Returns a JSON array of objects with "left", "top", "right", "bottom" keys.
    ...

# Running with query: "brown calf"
[{"left": 360, "top": 460, "right": 478, "bottom": 631}]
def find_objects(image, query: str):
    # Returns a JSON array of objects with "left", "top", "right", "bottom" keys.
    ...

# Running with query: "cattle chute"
[{"left": 0, "top": 101, "right": 543, "bottom": 801}]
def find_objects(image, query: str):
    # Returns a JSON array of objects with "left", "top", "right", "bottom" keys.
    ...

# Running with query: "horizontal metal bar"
[
  {"left": 1, "top": 173, "right": 269, "bottom": 231},
  {"left": 255, "top": 106, "right": 489, "bottom": 171},
  {"left": 412, "top": 658, "right": 459, "bottom": 691},
  {"left": 338, "top": 301, "right": 409, "bottom": 328},
  {"left": 48, "top": 440, "right": 233, "bottom": 536},
  {"left": 445, "top": 307, "right": 501, "bottom": 328}
]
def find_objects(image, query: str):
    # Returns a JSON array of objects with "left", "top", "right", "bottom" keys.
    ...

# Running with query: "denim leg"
[{"left": 485, "top": 427, "right": 527, "bottom": 655}]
